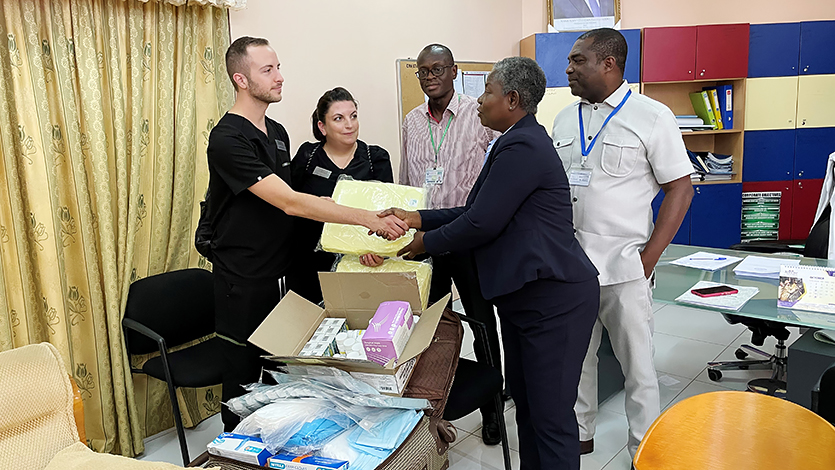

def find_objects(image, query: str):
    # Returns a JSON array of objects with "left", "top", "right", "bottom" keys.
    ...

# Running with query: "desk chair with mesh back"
[
  {"left": 708, "top": 204, "right": 831, "bottom": 395},
  {"left": 443, "top": 312, "right": 511, "bottom": 470},
  {"left": 122, "top": 268, "right": 226, "bottom": 466}
]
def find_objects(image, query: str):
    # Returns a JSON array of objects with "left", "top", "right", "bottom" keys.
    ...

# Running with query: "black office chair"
[
  {"left": 708, "top": 205, "right": 831, "bottom": 395},
  {"left": 443, "top": 311, "right": 511, "bottom": 470},
  {"left": 122, "top": 268, "right": 226, "bottom": 466},
  {"left": 812, "top": 360, "right": 835, "bottom": 426}
]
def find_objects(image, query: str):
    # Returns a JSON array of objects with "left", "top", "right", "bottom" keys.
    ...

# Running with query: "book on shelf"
[
  {"left": 687, "top": 150, "right": 734, "bottom": 181},
  {"left": 688, "top": 91, "right": 718, "bottom": 129},
  {"left": 704, "top": 85, "right": 734, "bottom": 129},
  {"left": 705, "top": 88, "right": 724, "bottom": 130}
]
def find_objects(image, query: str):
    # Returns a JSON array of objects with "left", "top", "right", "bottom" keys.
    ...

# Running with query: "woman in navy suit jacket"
[{"left": 386, "top": 57, "right": 600, "bottom": 470}]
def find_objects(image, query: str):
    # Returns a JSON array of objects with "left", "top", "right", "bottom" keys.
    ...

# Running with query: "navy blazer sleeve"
[
  {"left": 418, "top": 207, "right": 466, "bottom": 232},
  {"left": 423, "top": 139, "right": 543, "bottom": 255}
]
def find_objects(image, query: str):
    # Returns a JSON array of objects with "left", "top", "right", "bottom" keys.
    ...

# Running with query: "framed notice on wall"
[{"left": 548, "top": 0, "right": 621, "bottom": 32}]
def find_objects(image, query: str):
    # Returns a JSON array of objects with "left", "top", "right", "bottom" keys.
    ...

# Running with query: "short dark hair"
[
  {"left": 417, "top": 44, "right": 454, "bottom": 64},
  {"left": 490, "top": 57, "right": 546, "bottom": 115},
  {"left": 225, "top": 36, "right": 270, "bottom": 89},
  {"left": 578, "top": 28, "right": 628, "bottom": 75},
  {"left": 311, "top": 87, "right": 357, "bottom": 143}
]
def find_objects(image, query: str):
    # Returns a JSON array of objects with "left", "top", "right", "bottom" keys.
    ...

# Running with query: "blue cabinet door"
[
  {"left": 799, "top": 21, "right": 835, "bottom": 75},
  {"left": 690, "top": 184, "right": 742, "bottom": 249},
  {"left": 621, "top": 29, "right": 642, "bottom": 84},
  {"left": 748, "top": 23, "right": 801, "bottom": 78},
  {"left": 535, "top": 29, "right": 642, "bottom": 88},
  {"left": 652, "top": 190, "right": 691, "bottom": 245},
  {"left": 742, "top": 129, "right": 796, "bottom": 182},
  {"left": 536, "top": 32, "right": 583, "bottom": 88},
  {"left": 795, "top": 127, "right": 835, "bottom": 180}
]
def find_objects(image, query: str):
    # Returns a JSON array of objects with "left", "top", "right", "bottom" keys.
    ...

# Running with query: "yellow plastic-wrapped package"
[
  {"left": 321, "top": 179, "right": 426, "bottom": 256},
  {"left": 335, "top": 255, "right": 433, "bottom": 310}
]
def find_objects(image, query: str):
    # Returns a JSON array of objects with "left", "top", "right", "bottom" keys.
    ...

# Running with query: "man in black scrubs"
[{"left": 207, "top": 37, "right": 407, "bottom": 431}]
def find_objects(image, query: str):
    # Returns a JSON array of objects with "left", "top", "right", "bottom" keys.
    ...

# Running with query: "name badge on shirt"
[
  {"left": 275, "top": 139, "right": 287, "bottom": 152},
  {"left": 312, "top": 166, "right": 332, "bottom": 179},
  {"left": 568, "top": 167, "right": 592, "bottom": 187},
  {"left": 425, "top": 167, "right": 444, "bottom": 185}
]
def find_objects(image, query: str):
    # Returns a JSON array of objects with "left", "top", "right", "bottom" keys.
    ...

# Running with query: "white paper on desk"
[
  {"left": 675, "top": 281, "right": 759, "bottom": 311},
  {"left": 670, "top": 251, "right": 742, "bottom": 271},
  {"left": 733, "top": 255, "right": 801, "bottom": 279}
]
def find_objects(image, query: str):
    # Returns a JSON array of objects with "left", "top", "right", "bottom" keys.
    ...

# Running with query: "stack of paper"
[
  {"left": 733, "top": 255, "right": 801, "bottom": 279},
  {"left": 675, "top": 281, "right": 759, "bottom": 311},
  {"left": 670, "top": 251, "right": 742, "bottom": 271}
]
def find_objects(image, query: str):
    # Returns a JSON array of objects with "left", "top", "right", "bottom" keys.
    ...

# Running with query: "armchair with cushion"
[{"left": 0, "top": 342, "right": 204, "bottom": 470}]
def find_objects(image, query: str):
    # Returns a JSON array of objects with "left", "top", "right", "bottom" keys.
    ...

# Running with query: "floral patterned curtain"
[{"left": 0, "top": 0, "right": 232, "bottom": 456}]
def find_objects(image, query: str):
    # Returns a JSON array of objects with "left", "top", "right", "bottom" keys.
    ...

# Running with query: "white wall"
[{"left": 230, "top": 0, "right": 545, "bottom": 177}]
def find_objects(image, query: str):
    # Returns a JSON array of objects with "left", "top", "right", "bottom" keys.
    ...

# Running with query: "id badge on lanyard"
[
  {"left": 568, "top": 165, "right": 592, "bottom": 187},
  {"left": 572, "top": 89, "right": 632, "bottom": 187},
  {"left": 425, "top": 167, "right": 444, "bottom": 185}
]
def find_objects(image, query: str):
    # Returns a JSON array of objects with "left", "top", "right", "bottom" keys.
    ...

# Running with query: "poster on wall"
[{"left": 548, "top": 0, "right": 621, "bottom": 32}]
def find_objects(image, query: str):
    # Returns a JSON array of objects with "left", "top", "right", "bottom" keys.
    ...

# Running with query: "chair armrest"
[
  {"left": 122, "top": 318, "right": 169, "bottom": 374},
  {"left": 69, "top": 375, "right": 86, "bottom": 444},
  {"left": 450, "top": 311, "right": 495, "bottom": 369}
]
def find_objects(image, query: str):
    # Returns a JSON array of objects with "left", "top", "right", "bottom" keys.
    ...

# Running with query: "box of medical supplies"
[
  {"left": 363, "top": 301, "right": 414, "bottom": 366},
  {"left": 207, "top": 433, "right": 272, "bottom": 466},
  {"left": 267, "top": 453, "right": 349, "bottom": 470},
  {"left": 249, "top": 271, "right": 448, "bottom": 396}
]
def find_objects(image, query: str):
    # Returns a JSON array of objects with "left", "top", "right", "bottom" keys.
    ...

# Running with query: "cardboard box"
[
  {"left": 249, "top": 271, "right": 449, "bottom": 396},
  {"left": 207, "top": 433, "right": 272, "bottom": 466},
  {"left": 267, "top": 453, "right": 349, "bottom": 470}
]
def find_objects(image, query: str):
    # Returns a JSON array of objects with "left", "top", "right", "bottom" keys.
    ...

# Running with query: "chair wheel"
[
  {"left": 708, "top": 369, "right": 722, "bottom": 381},
  {"left": 735, "top": 348, "right": 748, "bottom": 360}
]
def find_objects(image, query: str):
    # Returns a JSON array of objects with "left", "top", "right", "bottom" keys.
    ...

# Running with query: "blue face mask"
[{"left": 349, "top": 409, "right": 422, "bottom": 455}]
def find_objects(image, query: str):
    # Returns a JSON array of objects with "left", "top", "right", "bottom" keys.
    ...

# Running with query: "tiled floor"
[{"left": 138, "top": 301, "right": 799, "bottom": 469}]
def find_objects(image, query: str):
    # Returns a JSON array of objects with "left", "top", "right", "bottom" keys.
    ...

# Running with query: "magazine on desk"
[{"left": 778, "top": 265, "right": 835, "bottom": 314}]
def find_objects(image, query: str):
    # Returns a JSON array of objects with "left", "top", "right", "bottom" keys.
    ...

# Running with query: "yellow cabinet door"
[
  {"left": 744, "top": 77, "right": 798, "bottom": 130},
  {"left": 536, "top": 87, "right": 578, "bottom": 131},
  {"left": 797, "top": 74, "right": 835, "bottom": 128}
]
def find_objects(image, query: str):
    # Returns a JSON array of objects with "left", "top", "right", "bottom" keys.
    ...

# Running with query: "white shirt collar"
[{"left": 580, "top": 80, "right": 630, "bottom": 107}]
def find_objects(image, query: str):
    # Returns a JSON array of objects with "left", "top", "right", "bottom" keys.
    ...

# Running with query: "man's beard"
[{"left": 248, "top": 77, "right": 281, "bottom": 104}]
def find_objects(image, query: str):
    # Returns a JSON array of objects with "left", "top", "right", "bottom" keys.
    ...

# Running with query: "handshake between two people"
[{"left": 366, "top": 207, "right": 426, "bottom": 260}]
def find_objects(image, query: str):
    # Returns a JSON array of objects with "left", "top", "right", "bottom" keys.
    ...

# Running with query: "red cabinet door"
[
  {"left": 642, "top": 27, "right": 697, "bottom": 82},
  {"left": 792, "top": 178, "right": 824, "bottom": 239},
  {"left": 743, "top": 181, "right": 794, "bottom": 240},
  {"left": 695, "top": 24, "right": 750, "bottom": 80}
]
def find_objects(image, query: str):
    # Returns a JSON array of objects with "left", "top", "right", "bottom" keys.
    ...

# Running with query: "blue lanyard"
[{"left": 579, "top": 90, "right": 631, "bottom": 157}]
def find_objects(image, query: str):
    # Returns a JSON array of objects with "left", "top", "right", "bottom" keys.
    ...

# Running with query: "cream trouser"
[{"left": 575, "top": 276, "right": 660, "bottom": 458}]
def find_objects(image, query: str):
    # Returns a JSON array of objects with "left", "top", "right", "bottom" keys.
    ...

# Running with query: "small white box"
[{"left": 207, "top": 433, "right": 272, "bottom": 466}]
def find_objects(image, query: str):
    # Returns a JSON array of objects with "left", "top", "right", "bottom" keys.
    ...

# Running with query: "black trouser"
[
  {"left": 213, "top": 270, "right": 285, "bottom": 432},
  {"left": 286, "top": 250, "right": 337, "bottom": 305},
  {"left": 428, "top": 253, "right": 502, "bottom": 418},
  {"left": 492, "top": 277, "right": 599, "bottom": 470}
]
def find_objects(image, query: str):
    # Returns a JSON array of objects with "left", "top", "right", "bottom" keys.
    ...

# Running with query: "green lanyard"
[{"left": 427, "top": 94, "right": 459, "bottom": 167}]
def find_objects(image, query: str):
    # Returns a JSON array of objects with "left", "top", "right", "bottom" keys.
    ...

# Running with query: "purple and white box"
[{"left": 362, "top": 301, "right": 414, "bottom": 366}]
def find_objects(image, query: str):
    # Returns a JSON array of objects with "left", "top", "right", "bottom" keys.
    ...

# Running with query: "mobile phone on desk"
[{"left": 691, "top": 285, "right": 739, "bottom": 297}]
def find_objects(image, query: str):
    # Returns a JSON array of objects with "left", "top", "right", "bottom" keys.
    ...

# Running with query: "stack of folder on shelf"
[
  {"left": 687, "top": 150, "right": 735, "bottom": 182},
  {"left": 676, "top": 115, "right": 714, "bottom": 132},
  {"left": 688, "top": 85, "right": 733, "bottom": 131}
]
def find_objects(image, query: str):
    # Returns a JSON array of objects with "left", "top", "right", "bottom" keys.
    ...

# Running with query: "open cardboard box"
[{"left": 249, "top": 271, "right": 450, "bottom": 395}]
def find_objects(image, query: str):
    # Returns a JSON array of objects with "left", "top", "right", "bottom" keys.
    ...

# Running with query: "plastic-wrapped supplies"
[
  {"left": 320, "top": 179, "right": 426, "bottom": 256},
  {"left": 335, "top": 255, "right": 432, "bottom": 310}
]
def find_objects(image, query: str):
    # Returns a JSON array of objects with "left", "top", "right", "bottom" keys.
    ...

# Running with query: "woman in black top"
[{"left": 289, "top": 87, "right": 394, "bottom": 303}]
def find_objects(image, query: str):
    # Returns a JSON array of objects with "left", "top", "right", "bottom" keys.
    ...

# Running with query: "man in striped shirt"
[{"left": 399, "top": 44, "right": 504, "bottom": 445}]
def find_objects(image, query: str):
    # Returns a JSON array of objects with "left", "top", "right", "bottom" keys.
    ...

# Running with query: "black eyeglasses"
[{"left": 415, "top": 65, "right": 453, "bottom": 79}]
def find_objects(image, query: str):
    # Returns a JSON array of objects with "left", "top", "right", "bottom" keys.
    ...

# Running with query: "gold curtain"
[{"left": 0, "top": 0, "right": 232, "bottom": 457}]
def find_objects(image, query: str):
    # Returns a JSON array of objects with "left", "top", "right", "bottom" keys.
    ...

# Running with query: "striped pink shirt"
[{"left": 400, "top": 93, "right": 499, "bottom": 209}]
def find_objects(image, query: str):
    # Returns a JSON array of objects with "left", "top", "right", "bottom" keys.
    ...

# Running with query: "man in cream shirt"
[{"left": 551, "top": 29, "right": 693, "bottom": 457}]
